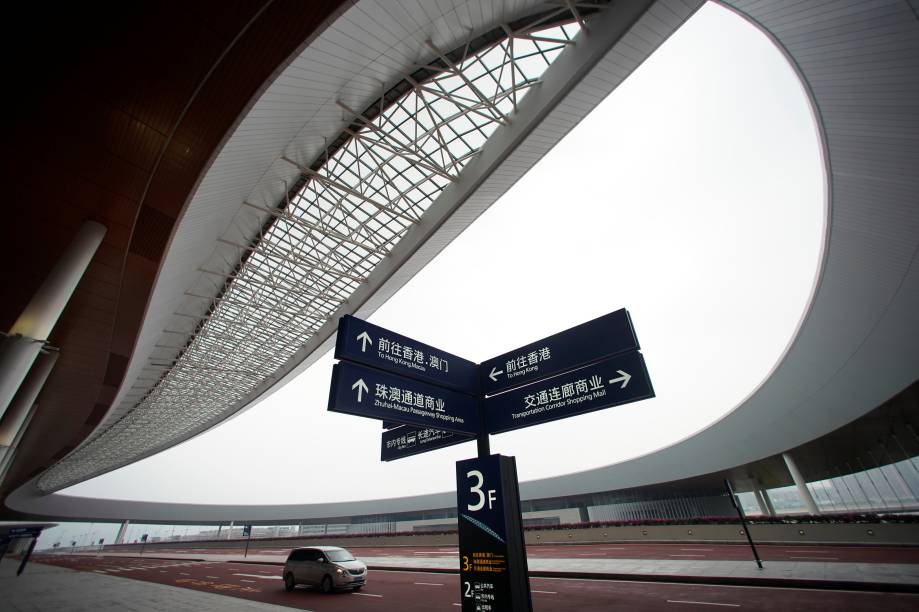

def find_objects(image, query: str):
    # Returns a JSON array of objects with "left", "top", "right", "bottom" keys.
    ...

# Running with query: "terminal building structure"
[{"left": 1, "top": 0, "right": 918, "bottom": 541}]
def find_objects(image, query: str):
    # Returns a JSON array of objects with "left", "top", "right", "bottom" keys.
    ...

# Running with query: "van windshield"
[{"left": 325, "top": 549, "right": 355, "bottom": 562}]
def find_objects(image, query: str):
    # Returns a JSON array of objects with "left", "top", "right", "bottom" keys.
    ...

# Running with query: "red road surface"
[
  {"left": 33, "top": 554, "right": 919, "bottom": 611},
  {"left": 137, "top": 542, "right": 919, "bottom": 564}
]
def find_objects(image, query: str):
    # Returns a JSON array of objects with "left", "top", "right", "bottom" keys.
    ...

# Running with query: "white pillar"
[
  {"left": 115, "top": 520, "right": 130, "bottom": 544},
  {"left": 755, "top": 488, "right": 775, "bottom": 516},
  {"left": 227, "top": 521, "right": 234, "bottom": 539},
  {"left": 0, "top": 221, "right": 106, "bottom": 419},
  {"left": 783, "top": 452, "right": 820, "bottom": 515},
  {"left": 0, "top": 350, "right": 59, "bottom": 447}
]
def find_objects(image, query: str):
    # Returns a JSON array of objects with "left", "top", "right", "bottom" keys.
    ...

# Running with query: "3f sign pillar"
[
  {"left": 456, "top": 454, "right": 531, "bottom": 612},
  {"left": 0, "top": 221, "right": 106, "bottom": 420}
]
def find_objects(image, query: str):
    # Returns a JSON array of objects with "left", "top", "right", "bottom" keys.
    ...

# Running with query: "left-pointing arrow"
[
  {"left": 488, "top": 366, "right": 504, "bottom": 382},
  {"left": 352, "top": 378, "right": 369, "bottom": 401},
  {"left": 357, "top": 331, "right": 373, "bottom": 352}
]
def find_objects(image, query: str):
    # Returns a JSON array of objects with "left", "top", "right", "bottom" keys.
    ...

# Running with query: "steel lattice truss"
[{"left": 39, "top": 8, "right": 593, "bottom": 493}]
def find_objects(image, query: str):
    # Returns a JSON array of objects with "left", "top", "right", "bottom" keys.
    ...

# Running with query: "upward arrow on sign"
[
  {"left": 352, "top": 378, "right": 368, "bottom": 402},
  {"left": 357, "top": 331, "right": 373, "bottom": 352}
]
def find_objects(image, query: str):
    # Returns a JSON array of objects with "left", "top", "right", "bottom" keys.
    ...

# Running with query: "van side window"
[{"left": 289, "top": 549, "right": 307, "bottom": 562}]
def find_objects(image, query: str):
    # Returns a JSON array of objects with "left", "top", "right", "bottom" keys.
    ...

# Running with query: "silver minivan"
[{"left": 283, "top": 545, "right": 367, "bottom": 593}]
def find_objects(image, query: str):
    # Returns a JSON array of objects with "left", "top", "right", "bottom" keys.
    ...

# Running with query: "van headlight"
[{"left": 335, "top": 567, "right": 346, "bottom": 575}]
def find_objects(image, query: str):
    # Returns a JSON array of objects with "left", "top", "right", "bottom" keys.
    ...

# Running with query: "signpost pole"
[
  {"left": 244, "top": 526, "right": 252, "bottom": 558},
  {"left": 725, "top": 479, "right": 763, "bottom": 569},
  {"left": 476, "top": 400, "right": 490, "bottom": 459}
]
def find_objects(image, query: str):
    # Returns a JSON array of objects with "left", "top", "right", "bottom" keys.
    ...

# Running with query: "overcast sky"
[{"left": 59, "top": 2, "right": 822, "bottom": 525}]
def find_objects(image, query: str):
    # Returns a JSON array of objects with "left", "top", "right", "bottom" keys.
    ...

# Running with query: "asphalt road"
[
  {"left": 32, "top": 554, "right": 919, "bottom": 611},
  {"left": 137, "top": 542, "right": 919, "bottom": 564}
]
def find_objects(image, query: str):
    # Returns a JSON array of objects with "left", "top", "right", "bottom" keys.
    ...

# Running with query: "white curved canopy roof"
[{"left": 10, "top": 0, "right": 919, "bottom": 519}]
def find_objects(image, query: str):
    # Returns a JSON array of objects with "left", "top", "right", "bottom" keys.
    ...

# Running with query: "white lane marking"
[
  {"left": 352, "top": 592, "right": 383, "bottom": 597},
  {"left": 160, "top": 570, "right": 167, "bottom": 573},
  {"left": 414, "top": 582, "right": 444, "bottom": 586},
  {"left": 790, "top": 556, "right": 838, "bottom": 560},
  {"left": 599, "top": 547, "right": 625, "bottom": 550},
  {"left": 532, "top": 590, "right": 557, "bottom": 594},
  {"left": 453, "top": 604, "right": 461, "bottom": 607},
  {"left": 784, "top": 549, "right": 828, "bottom": 553},
  {"left": 667, "top": 600, "right": 740, "bottom": 607},
  {"left": 206, "top": 575, "right": 220, "bottom": 579},
  {"left": 413, "top": 551, "right": 455, "bottom": 554},
  {"left": 536, "top": 570, "right": 888, "bottom": 605},
  {"left": 93, "top": 570, "right": 107, "bottom": 574},
  {"left": 578, "top": 553, "right": 606, "bottom": 556},
  {"left": 179, "top": 572, "right": 190, "bottom": 576},
  {"left": 681, "top": 548, "right": 714, "bottom": 551},
  {"left": 233, "top": 573, "right": 282, "bottom": 580},
  {"left": 669, "top": 554, "right": 706, "bottom": 557}
]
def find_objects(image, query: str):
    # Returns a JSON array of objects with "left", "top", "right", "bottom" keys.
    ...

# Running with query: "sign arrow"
[
  {"left": 357, "top": 331, "right": 373, "bottom": 353},
  {"left": 488, "top": 366, "right": 504, "bottom": 382},
  {"left": 352, "top": 378, "right": 369, "bottom": 402},
  {"left": 609, "top": 370, "right": 631, "bottom": 388}
]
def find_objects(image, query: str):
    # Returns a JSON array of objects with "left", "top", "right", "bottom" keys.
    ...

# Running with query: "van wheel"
[
  {"left": 320, "top": 575, "right": 333, "bottom": 594},
  {"left": 283, "top": 572, "right": 295, "bottom": 591}
]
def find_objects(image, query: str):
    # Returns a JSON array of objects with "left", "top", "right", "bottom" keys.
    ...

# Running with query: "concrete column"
[
  {"left": 0, "top": 353, "right": 54, "bottom": 486},
  {"left": 755, "top": 488, "right": 775, "bottom": 516},
  {"left": 0, "top": 350, "right": 59, "bottom": 447},
  {"left": 0, "top": 221, "right": 106, "bottom": 418},
  {"left": 783, "top": 452, "right": 820, "bottom": 515},
  {"left": 115, "top": 520, "right": 130, "bottom": 544}
]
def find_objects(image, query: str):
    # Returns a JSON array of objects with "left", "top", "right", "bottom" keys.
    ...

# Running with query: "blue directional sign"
[
  {"left": 329, "top": 360, "right": 480, "bottom": 435},
  {"left": 485, "top": 350, "right": 654, "bottom": 434},
  {"left": 381, "top": 425, "right": 473, "bottom": 461},
  {"left": 335, "top": 315, "right": 478, "bottom": 394},
  {"left": 480, "top": 309, "right": 639, "bottom": 396}
]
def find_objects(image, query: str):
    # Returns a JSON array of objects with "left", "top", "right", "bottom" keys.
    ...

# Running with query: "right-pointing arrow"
[
  {"left": 488, "top": 366, "right": 503, "bottom": 382},
  {"left": 609, "top": 370, "right": 631, "bottom": 389},
  {"left": 351, "top": 378, "right": 369, "bottom": 402}
]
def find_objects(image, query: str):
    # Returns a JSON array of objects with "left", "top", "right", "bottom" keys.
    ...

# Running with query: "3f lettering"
[{"left": 466, "top": 470, "right": 497, "bottom": 511}]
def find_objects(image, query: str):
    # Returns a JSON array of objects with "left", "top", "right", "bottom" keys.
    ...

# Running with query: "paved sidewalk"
[
  {"left": 63, "top": 550, "right": 919, "bottom": 590},
  {"left": 0, "top": 558, "right": 296, "bottom": 612}
]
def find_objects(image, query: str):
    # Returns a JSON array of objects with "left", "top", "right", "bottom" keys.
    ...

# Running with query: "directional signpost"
[
  {"left": 336, "top": 314, "right": 478, "bottom": 393},
  {"left": 328, "top": 311, "right": 655, "bottom": 612},
  {"left": 382, "top": 424, "right": 473, "bottom": 461},
  {"left": 329, "top": 360, "right": 480, "bottom": 435},
  {"left": 486, "top": 350, "right": 654, "bottom": 434},
  {"left": 479, "top": 309, "right": 638, "bottom": 396}
]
